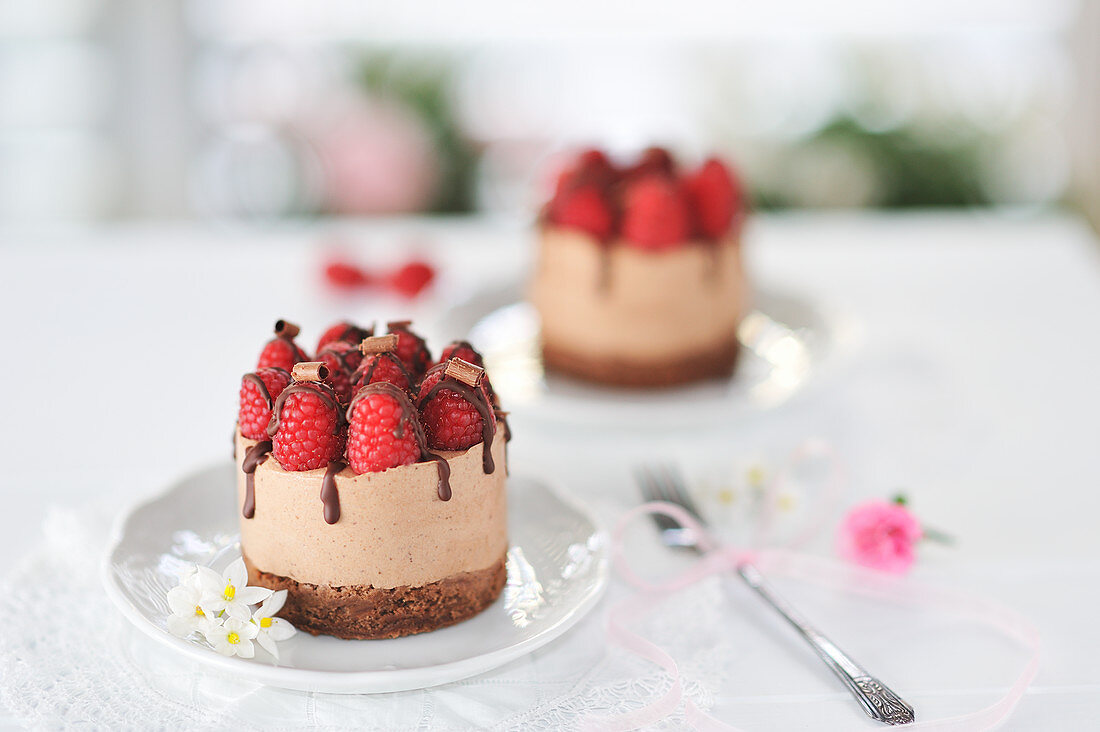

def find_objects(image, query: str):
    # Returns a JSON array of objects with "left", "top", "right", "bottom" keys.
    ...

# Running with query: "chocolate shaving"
[
  {"left": 274, "top": 319, "right": 300, "bottom": 338},
  {"left": 444, "top": 358, "right": 484, "bottom": 388},
  {"left": 359, "top": 334, "right": 399, "bottom": 355},
  {"left": 292, "top": 361, "right": 329, "bottom": 382}
]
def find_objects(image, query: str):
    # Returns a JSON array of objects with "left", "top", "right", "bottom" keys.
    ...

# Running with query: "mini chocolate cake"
[
  {"left": 235, "top": 321, "right": 510, "bottom": 640},
  {"left": 530, "top": 148, "right": 749, "bottom": 388}
]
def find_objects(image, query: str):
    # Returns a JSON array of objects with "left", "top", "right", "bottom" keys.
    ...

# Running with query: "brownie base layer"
[
  {"left": 541, "top": 337, "right": 739, "bottom": 388},
  {"left": 243, "top": 553, "right": 508, "bottom": 640}
]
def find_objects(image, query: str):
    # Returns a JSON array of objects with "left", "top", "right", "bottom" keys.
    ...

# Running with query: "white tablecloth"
[{"left": 2, "top": 212, "right": 1098, "bottom": 729}]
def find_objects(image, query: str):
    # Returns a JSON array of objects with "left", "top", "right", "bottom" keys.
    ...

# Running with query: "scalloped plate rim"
[{"left": 101, "top": 463, "right": 609, "bottom": 694}]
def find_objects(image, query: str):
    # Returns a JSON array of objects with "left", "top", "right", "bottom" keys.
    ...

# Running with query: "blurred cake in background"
[{"left": 529, "top": 147, "right": 749, "bottom": 387}]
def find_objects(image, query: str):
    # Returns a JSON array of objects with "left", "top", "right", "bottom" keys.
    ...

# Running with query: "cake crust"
[
  {"left": 542, "top": 336, "right": 739, "bottom": 387},
  {"left": 245, "top": 552, "right": 508, "bottom": 640}
]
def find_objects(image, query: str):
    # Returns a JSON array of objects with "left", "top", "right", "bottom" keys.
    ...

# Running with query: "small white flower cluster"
[{"left": 167, "top": 557, "right": 296, "bottom": 659}]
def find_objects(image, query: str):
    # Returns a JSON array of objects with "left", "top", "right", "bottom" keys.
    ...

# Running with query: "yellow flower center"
[
  {"left": 260, "top": 617, "right": 272, "bottom": 628},
  {"left": 747, "top": 465, "right": 766, "bottom": 487},
  {"left": 223, "top": 583, "right": 236, "bottom": 601},
  {"left": 194, "top": 605, "right": 205, "bottom": 617},
  {"left": 227, "top": 632, "right": 240, "bottom": 645}
]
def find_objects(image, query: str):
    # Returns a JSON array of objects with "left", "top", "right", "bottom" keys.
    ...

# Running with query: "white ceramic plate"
[
  {"left": 102, "top": 464, "right": 608, "bottom": 694},
  {"left": 437, "top": 283, "right": 858, "bottom": 428}
]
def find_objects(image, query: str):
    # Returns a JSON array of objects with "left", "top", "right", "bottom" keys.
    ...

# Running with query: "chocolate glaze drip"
[
  {"left": 596, "top": 244, "right": 612, "bottom": 292},
  {"left": 332, "top": 322, "right": 373, "bottom": 345},
  {"left": 321, "top": 461, "right": 345, "bottom": 524},
  {"left": 418, "top": 362, "right": 497, "bottom": 475},
  {"left": 241, "top": 440, "right": 272, "bottom": 519},
  {"left": 266, "top": 381, "right": 345, "bottom": 437},
  {"left": 347, "top": 382, "right": 453, "bottom": 501},
  {"left": 242, "top": 367, "right": 290, "bottom": 410}
]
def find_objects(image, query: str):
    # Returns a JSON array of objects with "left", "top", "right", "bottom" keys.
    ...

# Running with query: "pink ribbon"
[{"left": 583, "top": 501, "right": 1040, "bottom": 731}]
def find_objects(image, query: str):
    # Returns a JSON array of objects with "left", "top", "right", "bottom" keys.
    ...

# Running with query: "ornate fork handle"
[{"left": 737, "top": 563, "right": 916, "bottom": 726}]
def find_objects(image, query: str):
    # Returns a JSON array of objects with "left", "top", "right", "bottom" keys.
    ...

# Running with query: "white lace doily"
[{"left": 0, "top": 504, "right": 734, "bottom": 730}]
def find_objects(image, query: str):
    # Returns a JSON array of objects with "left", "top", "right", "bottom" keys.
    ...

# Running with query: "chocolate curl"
[
  {"left": 292, "top": 361, "right": 329, "bottom": 382},
  {"left": 274, "top": 319, "right": 300, "bottom": 338},
  {"left": 387, "top": 319, "right": 412, "bottom": 331},
  {"left": 359, "top": 334, "right": 399, "bottom": 355},
  {"left": 444, "top": 358, "right": 484, "bottom": 388}
]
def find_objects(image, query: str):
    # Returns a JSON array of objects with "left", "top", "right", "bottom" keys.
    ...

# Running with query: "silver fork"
[{"left": 636, "top": 465, "right": 916, "bottom": 727}]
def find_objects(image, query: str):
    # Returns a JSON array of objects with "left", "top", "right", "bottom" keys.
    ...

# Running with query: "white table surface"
[{"left": 2, "top": 211, "right": 1099, "bottom": 728}]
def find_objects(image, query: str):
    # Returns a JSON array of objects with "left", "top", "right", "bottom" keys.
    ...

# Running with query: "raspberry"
[
  {"left": 322, "top": 258, "right": 373, "bottom": 291},
  {"left": 555, "top": 148, "right": 617, "bottom": 194},
  {"left": 684, "top": 158, "right": 742, "bottom": 240},
  {"left": 389, "top": 260, "right": 435, "bottom": 299},
  {"left": 316, "top": 321, "right": 372, "bottom": 353},
  {"left": 621, "top": 174, "right": 692, "bottom": 250},
  {"left": 387, "top": 321, "right": 432, "bottom": 378},
  {"left": 345, "top": 383, "right": 423, "bottom": 474},
  {"left": 317, "top": 341, "right": 362, "bottom": 403},
  {"left": 623, "top": 146, "right": 676, "bottom": 180},
  {"left": 352, "top": 353, "right": 412, "bottom": 394},
  {"left": 270, "top": 381, "right": 345, "bottom": 471},
  {"left": 238, "top": 367, "right": 292, "bottom": 440},
  {"left": 548, "top": 184, "right": 615, "bottom": 241},
  {"left": 257, "top": 320, "right": 309, "bottom": 371},
  {"left": 418, "top": 363, "right": 493, "bottom": 451},
  {"left": 438, "top": 341, "right": 484, "bottom": 367}
]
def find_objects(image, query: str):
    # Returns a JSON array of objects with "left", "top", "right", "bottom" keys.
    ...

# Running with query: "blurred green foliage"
[{"left": 358, "top": 54, "right": 479, "bottom": 214}]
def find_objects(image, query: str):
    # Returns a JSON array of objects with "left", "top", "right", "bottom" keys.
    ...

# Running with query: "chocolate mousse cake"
[
  {"left": 530, "top": 147, "right": 749, "bottom": 387},
  {"left": 235, "top": 320, "right": 509, "bottom": 640}
]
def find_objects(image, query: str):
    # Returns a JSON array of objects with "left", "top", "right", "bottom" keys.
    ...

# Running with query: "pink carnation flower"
[{"left": 836, "top": 500, "right": 923, "bottom": 574}]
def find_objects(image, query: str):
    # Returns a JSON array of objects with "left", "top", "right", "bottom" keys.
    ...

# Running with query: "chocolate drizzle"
[
  {"left": 352, "top": 352, "right": 414, "bottom": 393},
  {"left": 596, "top": 244, "right": 613, "bottom": 292},
  {"left": 418, "top": 362, "right": 498, "bottom": 475},
  {"left": 241, "top": 440, "right": 272, "bottom": 519},
  {"left": 321, "top": 461, "right": 345, "bottom": 524},
  {"left": 242, "top": 367, "right": 289, "bottom": 410},
  {"left": 266, "top": 381, "right": 346, "bottom": 437},
  {"left": 347, "top": 382, "right": 453, "bottom": 501}
]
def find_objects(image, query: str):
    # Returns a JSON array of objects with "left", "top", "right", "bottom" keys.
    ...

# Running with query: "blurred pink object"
[
  {"left": 836, "top": 500, "right": 923, "bottom": 574},
  {"left": 316, "top": 99, "right": 440, "bottom": 214}
]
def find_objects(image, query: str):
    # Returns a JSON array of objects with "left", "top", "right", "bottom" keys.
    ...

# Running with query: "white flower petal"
[
  {"left": 267, "top": 619, "right": 296, "bottom": 641},
  {"left": 167, "top": 615, "right": 196, "bottom": 638},
  {"left": 235, "top": 639, "right": 255, "bottom": 659},
  {"left": 166, "top": 586, "right": 197, "bottom": 616},
  {"left": 255, "top": 632, "right": 279, "bottom": 659},
  {"left": 223, "top": 603, "right": 251, "bottom": 622},
  {"left": 212, "top": 640, "right": 235, "bottom": 656},
  {"left": 225, "top": 558, "right": 247, "bottom": 592},
  {"left": 235, "top": 586, "right": 273, "bottom": 606},
  {"left": 195, "top": 565, "right": 224, "bottom": 593},
  {"left": 265, "top": 590, "right": 288, "bottom": 617}
]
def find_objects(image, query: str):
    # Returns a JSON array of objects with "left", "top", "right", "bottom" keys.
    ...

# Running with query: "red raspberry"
[
  {"left": 389, "top": 260, "right": 435, "bottom": 299},
  {"left": 270, "top": 382, "right": 345, "bottom": 471},
  {"left": 548, "top": 184, "right": 615, "bottom": 241},
  {"left": 257, "top": 321, "right": 309, "bottom": 371},
  {"left": 621, "top": 174, "right": 692, "bottom": 250},
  {"left": 316, "top": 321, "right": 372, "bottom": 353},
  {"left": 322, "top": 258, "right": 373, "bottom": 291},
  {"left": 238, "top": 367, "right": 292, "bottom": 440},
  {"left": 623, "top": 146, "right": 675, "bottom": 180},
  {"left": 555, "top": 148, "right": 617, "bottom": 194},
  {"left": 418, "top": 364, "right": 493, "bottom": 451},
  {"left": 316, "top": 341, "right": 362, "bottom": 403},
  {"left": 684, "top": 158, "right": 742, "bottom": 240},
  {"left": 352, "top": 353, "right": 412, "bottom": 394},
  {"left": 387, "top": 322, "right": 432, "bottom": 378},
  {"left": 345, "top": 384, "right": 423, "bottom": 474},
  {"left": 438, "top": 341, "right": 484, "bottom": 367}
]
